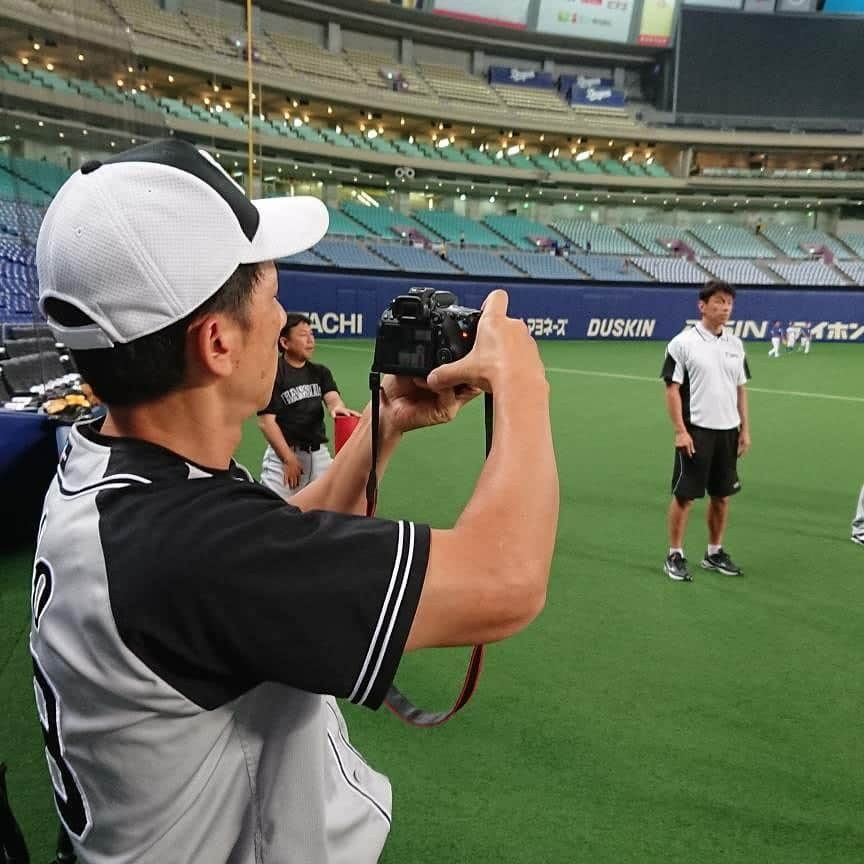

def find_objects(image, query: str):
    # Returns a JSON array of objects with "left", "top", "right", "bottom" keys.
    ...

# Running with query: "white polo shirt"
[{"left": 662, "top": 322, "right": 750, "bottom": 430}]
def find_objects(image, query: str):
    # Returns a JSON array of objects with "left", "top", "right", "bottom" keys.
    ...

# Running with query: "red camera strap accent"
[
  {"left": 367, "top": 376, "right": 490, "bottom": 726},
  {"left": 384, "top": 645, "right": 485, "bottom": 727}
]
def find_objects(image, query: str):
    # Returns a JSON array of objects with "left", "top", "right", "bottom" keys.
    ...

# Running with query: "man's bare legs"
[
  {"left": 707, "top": 496, "right": 729, "bottom": 546},
  {"left": 668, "top": 496, "right": 694, "bottom": 549}
]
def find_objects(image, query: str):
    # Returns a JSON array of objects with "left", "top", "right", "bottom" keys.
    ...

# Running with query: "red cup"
[{"left": 334, "top": 414, "right": 361, "bottom": 453}]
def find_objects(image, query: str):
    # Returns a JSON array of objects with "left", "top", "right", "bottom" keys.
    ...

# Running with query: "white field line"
[{"left": 321, "top": 345, "right": 864, "bottom": 404}]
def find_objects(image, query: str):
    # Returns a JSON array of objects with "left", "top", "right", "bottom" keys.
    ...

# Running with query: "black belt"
[{"left": 290, "top": 443, "right": 320, "bottom": 452}]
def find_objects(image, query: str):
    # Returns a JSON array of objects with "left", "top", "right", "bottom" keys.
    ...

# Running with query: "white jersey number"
[{"left": 31, "top": 558, "right": 92, "bottom": 840}]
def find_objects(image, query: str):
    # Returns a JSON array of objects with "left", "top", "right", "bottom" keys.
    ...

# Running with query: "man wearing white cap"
[{"left": 29, "top": 139, "right": 558, "bottom": 862}]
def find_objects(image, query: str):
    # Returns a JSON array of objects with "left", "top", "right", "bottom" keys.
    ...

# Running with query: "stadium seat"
[
  {"left": 502, "top": 252, "right": 583, "bottom": 279},
  {"left": 312, "top": 240, "right": 392, "bottom": 269},
  {"left": 445, "top": 250, "right": 521, "bottom": 277},
  {"left": 371, "top": 244, "right": 459, "bottom": 273},
  {"left": 552, "top": 221, "right": 641, "bottom": 255}
]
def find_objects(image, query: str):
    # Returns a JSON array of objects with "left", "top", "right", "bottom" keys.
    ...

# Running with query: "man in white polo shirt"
[{"left": 660, "top": 280, "right": 751, "bottom": 582}]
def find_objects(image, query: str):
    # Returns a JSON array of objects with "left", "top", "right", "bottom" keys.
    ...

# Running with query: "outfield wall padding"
[{"left": 278, "top": 268, "right": 864, "bottom": 342}]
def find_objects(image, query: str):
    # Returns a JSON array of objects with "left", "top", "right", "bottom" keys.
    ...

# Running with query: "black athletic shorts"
[{"left": 670, "top": 425, "right": 741, "bottom": 500}]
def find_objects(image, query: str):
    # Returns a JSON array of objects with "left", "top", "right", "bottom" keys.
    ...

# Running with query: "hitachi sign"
[
  {"left": 586, "top": 318, "right": 656, "bottom": 338},
  {"left": 306, "top": 312, "right": 364, "bottom": 336}
]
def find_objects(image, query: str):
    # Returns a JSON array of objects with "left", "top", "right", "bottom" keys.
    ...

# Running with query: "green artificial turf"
[{"left": 2, "top": 340, "right": 862, "bottom": 863}]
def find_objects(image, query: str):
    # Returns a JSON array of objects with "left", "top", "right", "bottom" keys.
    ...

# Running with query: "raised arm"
[{"left": 405, "top": 290, "right": 559, "bottom": 649}]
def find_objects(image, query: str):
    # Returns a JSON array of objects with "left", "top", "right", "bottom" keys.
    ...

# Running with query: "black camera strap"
[{"left": 367, "top": 372, "right": 490, "bottom": 727}]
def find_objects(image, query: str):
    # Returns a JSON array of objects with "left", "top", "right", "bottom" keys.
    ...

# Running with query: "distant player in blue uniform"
[{"left": 768, "top": 320, "right": 783, "bottom": 358}]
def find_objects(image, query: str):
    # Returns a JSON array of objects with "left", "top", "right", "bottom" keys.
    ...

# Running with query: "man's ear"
[{"left": 188, "top": 314, "right": 238, "bottom": 379}]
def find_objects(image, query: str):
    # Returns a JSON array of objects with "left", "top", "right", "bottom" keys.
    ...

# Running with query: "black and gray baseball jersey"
[
  {"left": 29, "top": 419, "right": 429, "bottom": 863},
  {"left": 661, "top": 323, "right": 751, "bottom": 430},
  {"left": 259, "top": 358, "right": 338, "bottom": 450}
]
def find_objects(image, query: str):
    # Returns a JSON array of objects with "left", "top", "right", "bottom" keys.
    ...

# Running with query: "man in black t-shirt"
[{"left": 257, "top": 313, "right": 359, "bottom": 498}]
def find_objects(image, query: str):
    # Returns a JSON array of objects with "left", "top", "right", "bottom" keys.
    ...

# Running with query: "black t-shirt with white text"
[{"left": 259, "top": 358, "right": 338, "bottom": 449}]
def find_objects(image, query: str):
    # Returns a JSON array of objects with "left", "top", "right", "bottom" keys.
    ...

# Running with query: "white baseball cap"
[{"left": 36, "top": 138, "right": 329, "bottom": 349}]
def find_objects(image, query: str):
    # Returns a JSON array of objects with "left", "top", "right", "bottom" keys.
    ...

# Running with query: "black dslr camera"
[{"left": 372, "top": 288, "right": 481, "bottom": 376}]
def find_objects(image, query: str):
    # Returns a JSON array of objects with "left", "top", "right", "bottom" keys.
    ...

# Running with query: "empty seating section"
[
  {"left": 492, "top": 85, "right": 568, "bottom": 114},
  {"left": 445, "top": 251, "right": 521, "bottom": 277},
  {"left": 267, "top": 32, "right": 356, "bottom": 81},
  {"left": 412, "top": 212, "right": 507, "bottom": 246},
  {"left": 0, "top": 169, "right": 47, "bottom": 209},
  {"left": 698, "top": 260, "right": 777, "bottom": 285},
  {"left": 600, "top": 159, "right": 628, "bottom": 177},
  {"left": 553, "top": 221, "right": 641, "bottom": 255},
  {"left": 645, "top": 164, "right": 671, "bottom": 178},
  {"left": 3, "top": 64, "right": 690, "bottom": 178},
  {"left": 572, "top": 256, "right": 648, "bottom": 281},
  {"left": 324, "top": 207, "right": 368, "bottom": 237},
  {"left": 835, "top": 261, "right": 864, "bottom": 285},
  {"left": 569, "top": 106, "right": 638, "bottom": 129},
  {"left": 837, "top": 234, "right": 864, "bottom": 257},
  {"left": 0, "top": 246, "right": 37, "bottom": 322},
  {"left": 110, "top": 0, "right": 199, "bottom": 47},
  {"left": 280, "top": 250, "right": 330, "bottom": 266},
  {"left": 688, "top": 225, "right": 774, "bottom": 258},
  {"left": 620, "top": 223, "right": 710, "bottom": 256},
  {"left": 344, "top": 50, "right": 432, "bottom": 95},
  {"left": 1, "top": 155, "right": 67, "bottom": 197},
  {"left": 372, "top": 244, "right": 459, "bottom": 273},
  {"left": 312, "top": 240, "right": 391, "bottom": 269},
  {"left": 762, "top": 227, "right": 852, "bottom": 259},
  {"left": 184, "top": 11, "right": 278, "bottom": 64},
  {"left": 633, "top": 257, "right": 707, "bottom": 284},
  {"left": 38, "top": 0, "right": 120, "bottom": 26},
  {"left": 0, "top": 239, "right": 36, "bottom": 265},
  {"left": 0, "top": 197, "right": 45, "bottom": 240},
  {"left": 503, "top": 253, "right": 582, "bottom": 279},
  {"left": 484, "top": 215, "right": 561, "bottom": 250},
  {"left": 768, "top": 262, "right": 846, "bottom": 286},
  {"left": 417, "top": 63, "right": 499, "bottom": 105},
  {"left": 340, "top": 203, "right": 429, "bottom": 238}
]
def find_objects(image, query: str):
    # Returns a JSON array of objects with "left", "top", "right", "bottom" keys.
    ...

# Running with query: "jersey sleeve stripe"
[
  {"left": 354, "top": 521, "right": 415, "bottom": 707},
  {"left": 348, "top": 520, "right": 406, "bottom": 702},
  {"left": 57, "top": 475, "right": 151, "bottom": 499}
]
